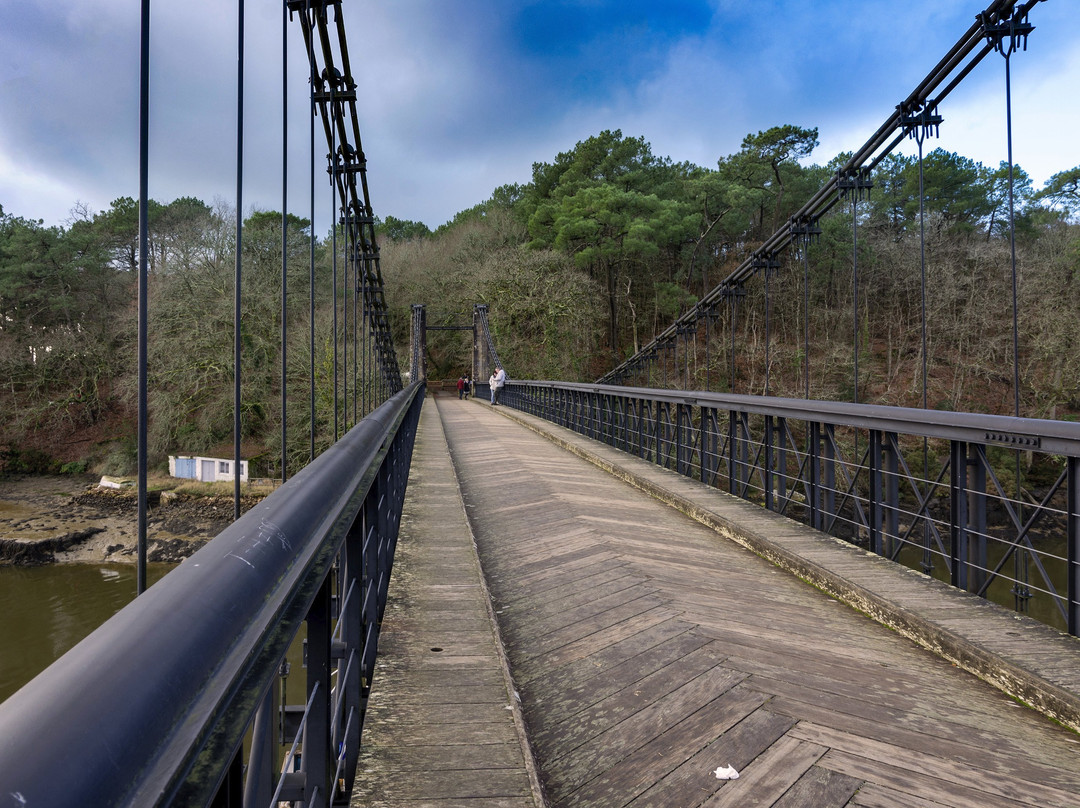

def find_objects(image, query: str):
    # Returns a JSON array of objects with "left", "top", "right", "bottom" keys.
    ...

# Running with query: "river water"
[{"left": 0, "top": 563, "right": 172, "bottom": 704}]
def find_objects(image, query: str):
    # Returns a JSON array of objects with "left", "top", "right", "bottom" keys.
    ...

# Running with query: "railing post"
[
  {"left": 336, "top": 517, "right": 364, "bottom": 797},
  {"left": 885, "top": 433, "right": 900, "bottom": 558},
  {"left": 728, "top": 410, "right": 738, "bottom": 495},
  {"left": 661, "top": 402, "right": 673, "bottom": 470},
  {"left": 1069, "top": 456, "right": 1080, "bottom": 636},
  {"left": 738, "top": 411, "right": 751, "bottom": 498},
  {"left": 701, "top": 407, "right": 718, "bottom": 488},
  {"left": 361, "top": 479, "right": 379, "bottom": 705},
  {"left": 809, "top": 422, "right": 821, "bottom": 530},
  {"left": 302, "top": 577, "right": 333, "bottom": 808},
  {"left": 209, "top": 748, "right": 243, "bottom": 808},
  {"left": 869, "top": 429, "right": 883, "bottom": 555},
  {"left": 950, "top": 440, "right": 968, "bottom": 590},
  {"left": 602, "top": 392, "right": 612, "bottom": 445},
  {"left": 969, "top": 445, "right": 988, "bottom": 596},
  {"left": 822, "top": 424, "right": 836, "bottom": 532},
  {"left": 677, "top": 403, "right": 689, "bottom": 476},
  {"left": 636, "top": 397, "right": 646, "bottom": 460},
  {"left": 777, "top": 417, "right": 788, "bottom": 511},
  {"left": 242, "top": 687, "right": 276, "bottom": 806},
  {"left": 375, "top": 457, "right": 394, "bottom": 615},
  {"left": 765, "top": 415, "right": 775, "bottom": 511}
]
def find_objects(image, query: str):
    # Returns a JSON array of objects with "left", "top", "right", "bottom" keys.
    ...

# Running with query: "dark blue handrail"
[{"left": 0, "top": 381, "right": 424, "bottom": 807}]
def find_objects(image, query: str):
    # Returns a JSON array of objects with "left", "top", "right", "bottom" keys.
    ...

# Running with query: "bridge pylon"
[{"left": 410, "top": 304, "right": 427, "bottom": 383}]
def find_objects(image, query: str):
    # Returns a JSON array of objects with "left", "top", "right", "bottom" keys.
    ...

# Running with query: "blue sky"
[{"left": 0, "top": 1, "right": 1076, "bottom": 232}]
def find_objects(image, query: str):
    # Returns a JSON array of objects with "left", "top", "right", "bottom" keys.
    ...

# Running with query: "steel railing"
[
  {"left": 507, "top": 381, "right": 1080, "bottom": 637},
  {"left": 0, "top": 381, "right": 424, "bottom": 808}
]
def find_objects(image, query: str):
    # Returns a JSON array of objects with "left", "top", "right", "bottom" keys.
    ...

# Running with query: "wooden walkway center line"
[
  {"left": 350, "top": 398, "right": 542, "bottom": 807},
  {"left": 432, "top": 397, "right": 1080, "bottom": 808}
]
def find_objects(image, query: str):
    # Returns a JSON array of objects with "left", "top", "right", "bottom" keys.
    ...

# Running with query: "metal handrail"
[
  {"left": 507, "top": 380, "right": 1080, "bottom": 636},
  {"left": 516, "top": 381, "right": 1080, "bottom": 456},
  {"left": 0, "top": 381, "right": 424, "bottom": 807},
  {"left": 599, "top": 0, "right": 1046, "bottom": 384}
]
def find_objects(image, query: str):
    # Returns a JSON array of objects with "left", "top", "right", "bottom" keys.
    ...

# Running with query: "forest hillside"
[{"left": 1, "top": 127, "right": 1078, "bottom": 477}]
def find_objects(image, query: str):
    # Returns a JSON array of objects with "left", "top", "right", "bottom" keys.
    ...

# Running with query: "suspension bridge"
[{"left": 1, "top": 1, "right": 1079, "bottom": 806}]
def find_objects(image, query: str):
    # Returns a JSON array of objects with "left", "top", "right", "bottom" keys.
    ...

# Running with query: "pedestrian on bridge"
[
  {"left": 492, "top": 365, "right": 506, "bottom": 405},
  {"left": 456, "top": 376, "right": 465, "bottom": 399},
  {"left": 463, "top": 376, "right": 471, "bottom": 399}
]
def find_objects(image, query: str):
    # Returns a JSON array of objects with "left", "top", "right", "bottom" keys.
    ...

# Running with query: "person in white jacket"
[{"left": 492, "top": 366, "right": 506, "bottom": 405}]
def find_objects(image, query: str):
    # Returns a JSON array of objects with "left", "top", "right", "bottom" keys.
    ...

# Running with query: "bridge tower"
[
  {"left": 410, "top": 304, "right": 427, "bottom": 383},
  {"left": 473, "top": 304, "right": 491, "bottom": 385}
]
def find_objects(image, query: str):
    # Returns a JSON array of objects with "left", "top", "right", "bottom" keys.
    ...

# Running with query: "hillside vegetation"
[{"left": 2, "top": 127, "right": 1078, "bottom": 476}]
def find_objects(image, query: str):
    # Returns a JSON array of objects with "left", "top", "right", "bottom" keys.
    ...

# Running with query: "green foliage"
[
  {"left": 653, "top": 281, "right": 697, "bottom": 320},
  {"left": 3, "top": 124, "right": 1080, "bottom": 472},
  {"left": 720, "top": 124, "right": 820, "bottom": 237},
  {"left": 381, "top": 207, "right": 603, "bottom": 381},
  {"left": 0, "top": 446, "right": 59, "bottom": 475},
  {"left": 100, "top": 439, "right": 137, "bottom": 477},
  {"left": 378, "top": 215, "right": 431, "bottom": 241},
  {"left": 1034, "top": 166, "right": 1080, "bottom": 218}
]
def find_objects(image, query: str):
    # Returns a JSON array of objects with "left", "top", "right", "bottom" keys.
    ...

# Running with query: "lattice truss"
[{"left": 289, "top": 0, "right": 403, "bottom": 396}]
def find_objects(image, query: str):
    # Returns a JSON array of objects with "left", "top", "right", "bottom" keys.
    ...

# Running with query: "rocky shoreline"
[{"left": 0, "top": 475, "right": 266, "bottom": 565}]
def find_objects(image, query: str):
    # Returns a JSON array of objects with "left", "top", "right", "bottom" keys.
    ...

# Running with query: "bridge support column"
[
  {"left": 410, "top": 304, "right": 426, "bottom": 383},
  {"left": 473, "top": 304, "right": 491, "bottom": 388}
]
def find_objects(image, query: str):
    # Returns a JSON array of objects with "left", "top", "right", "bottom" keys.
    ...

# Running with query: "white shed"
[{"left": 169, "top": 455, "right": 249, "bottom": 483}]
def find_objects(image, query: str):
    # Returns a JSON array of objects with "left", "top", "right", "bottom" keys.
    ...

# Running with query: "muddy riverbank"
[{"left": 0, "top": 475, "right": 266, "bottom": 565}]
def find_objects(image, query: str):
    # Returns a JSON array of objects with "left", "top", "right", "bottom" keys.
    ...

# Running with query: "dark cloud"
[{"left": 0, "top": 1, "right": 1075, "bottom": 231}]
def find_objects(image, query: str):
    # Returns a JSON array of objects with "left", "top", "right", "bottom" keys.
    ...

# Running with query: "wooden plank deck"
[
  {"left": 429, "top": 397, "right": 1080, "bottom": 808},
  {"left": 350, "top": 398, "right": 541, "bottom": 807}
]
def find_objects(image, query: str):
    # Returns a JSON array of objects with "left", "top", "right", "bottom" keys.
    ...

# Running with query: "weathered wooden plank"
[
  {"left": 501, "top": 570, "right": 649, "bottom": 618},
  {"left": 363, "top": 718, "right": 520, "bottom": 750},
  {"left": 700, "top": 735, "right": 828, "bottom": 808},
  {"left": 526, "top": 630, "right": 712, "bottom": 739},
  {"left": 369, "top": 685, "right": 511, "bottom": 708},
  {"left": 358, "top": 800, "right": 534, "bottom": 808},
  {"left": 773, "top": 766, "right": 862, "bottom": 808},
  {"left": 767, "top": 695, "right": 1080, "bottom": 791},
  {"left": 509, "top": 582, "right": 660, "bottom": 639},
  {"left": 544, "top": 669, "right": 751, "bottom": 802},
  {"left": 494, "top": 549, "right": 622, "bottom": 592},
  {"left": 367, "top": 665, "right": 506, "bottom": 690},
  {"left": 524, "top": 619, "right": 699, "bottom": 710},
  {"left": 511, "top": 605, "right": 683, "bottom": 682},
  {"left": 847, "top": 782, "right": 955, "bottom": 808},
  {"left": 509, "top": 594, "right": 669, "bottom": 662},
  {"left": 818, "top": 750, "right": 1022, "bottom": 808},
  {"left": 356, "top": 767, "right": 534, "bottom": 801},
  {"left": 552, "top": 687, "right": 773, "bottom": 808},
  {"left": 359, "top": 742, "right": 527, "bottom": 772},
  {"left": 433, "top": 401, "right": 1080, "bottom": 808},
  {"left": 799, "top": 727, "right": 1080, "bottom": 808},
  {"left": 618, "top": 706, "right": 795, "bottom": 808},
  {"left": 531, "top": 642, "right": 729, "bottom": 761}
]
